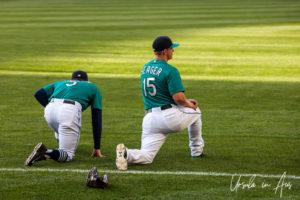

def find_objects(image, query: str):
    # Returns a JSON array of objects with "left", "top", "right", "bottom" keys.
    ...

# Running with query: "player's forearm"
[
  {"left": 175, "top": 99, "right": 195, "bottom": 108},
  {"left": 172, "top": 92, "right": 195, "bottom": 109},
  {"left": 92, "top": 108, "right": 102, "bottom": 149}
]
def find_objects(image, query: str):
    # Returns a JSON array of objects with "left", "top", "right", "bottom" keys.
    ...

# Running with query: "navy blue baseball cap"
[
  {"left": 152, "top": 36, "right": 180, "bottom": 51},
  {"left": 72, "top": 70, "right": 88, "bottom": 81}
]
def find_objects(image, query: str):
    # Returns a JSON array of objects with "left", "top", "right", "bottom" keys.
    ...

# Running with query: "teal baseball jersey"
[
  {"left": 141, "top": 59, "right": 185, "bottom": 110},
  {"left": 43, "top": 80, "right": 102, "bottom": 111}
]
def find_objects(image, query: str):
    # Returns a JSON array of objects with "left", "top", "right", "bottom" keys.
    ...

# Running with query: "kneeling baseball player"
[
  {"left": 25, "top": 70, "right": 104, "bottom": 166},
  {"left": 116, "top": 36, "right": 205, "bottom": 170}
]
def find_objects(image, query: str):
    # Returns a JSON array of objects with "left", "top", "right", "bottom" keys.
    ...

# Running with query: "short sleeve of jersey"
[
  {"left": 42, "top": 83, "right": 55, "bottom": 97},
  {"left": 91, "top": 87, "right": 102, "bottom": 110},
  {"left": 167, "top": 68, "right": 185, "bottom": 95}
]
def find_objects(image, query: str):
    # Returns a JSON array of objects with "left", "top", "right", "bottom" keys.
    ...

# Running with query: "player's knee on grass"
[
  {"left": 127, "top": 149, "right": 155, "bottom": 164},
  {"left": 143, "top": 152, "right": 155, "bottom": 164}
]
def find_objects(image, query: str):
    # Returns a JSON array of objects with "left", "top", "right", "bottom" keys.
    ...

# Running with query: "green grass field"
[{"left": 0, "top": 0, "right": 299, "bottom": 199}]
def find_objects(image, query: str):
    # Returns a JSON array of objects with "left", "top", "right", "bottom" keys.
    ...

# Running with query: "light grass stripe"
[
  {"left": 14, "top": 56, "right": 298, "bottom": 63},
  {"left": 1, "top": 19, "right": 300, "bottom": 28},
  {"left": 0, "top": 5, "right": 297, "bottom": 11},
  {"left": 0, "top": 5, "right": 295, "bottom": 10},
  {"left": 0, "top": 7, "right": 297, "bottom": 12},
  {"left": 0, "top": 70, "right": 299, "bottom": 82},
  {"left": 9, "top": 6, "right": 286, "bottom": 11},
  {"left": 0, "top": 8, "right": 298, "bottom": 16},
  {"left": 0, "top": 168, "right": 299, "bottom": 180},
  {"left": 1, "top": 13, "right": 300, "bottom": 22}
]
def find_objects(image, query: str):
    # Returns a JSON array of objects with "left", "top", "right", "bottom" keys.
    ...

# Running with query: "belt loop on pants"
[{"left": 145, "top": 104, "right": 172, "bottom": 114}]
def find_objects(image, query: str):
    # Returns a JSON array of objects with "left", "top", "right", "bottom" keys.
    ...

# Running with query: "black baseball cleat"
[
  {"left": 24, "top": 142, "right": 47, "bottom": 166},
  {"left": 86, "top": 167, "right": 108, "bottom": 189}
]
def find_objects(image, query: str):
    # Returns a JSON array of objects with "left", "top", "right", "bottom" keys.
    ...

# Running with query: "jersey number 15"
[{"left": 143, "top": 77, "right": 156, "bottom": 97}]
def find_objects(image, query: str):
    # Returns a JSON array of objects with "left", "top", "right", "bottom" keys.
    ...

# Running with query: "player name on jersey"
[{"left": 141, "top": 65, "right": 163, "bottom": 76}]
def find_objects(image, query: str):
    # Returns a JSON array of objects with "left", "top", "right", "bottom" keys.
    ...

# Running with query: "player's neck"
[{"left": 155, "top": 55, "right": 168, "bottom": 62}]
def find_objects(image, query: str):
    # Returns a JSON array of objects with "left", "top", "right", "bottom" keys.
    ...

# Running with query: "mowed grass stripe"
[
  {"left": 5, "top": 56, "right": 298, "bottom": 70},
  {"left": 2, "top": 19, "right": 300, "bottom": 29},
  {"left": 0, "top": 70, "right": 298, "bottom": 82},
  {"left": 0, "top": 1, "right": 299, "bottom": 15},
  {"left": 1, "top": 168, "right": 300, "bottom": 179},
  {"left": 9, "top": 54, "right": 297, "bottom": 61},
  {"left": 1, "top": 7, "right": 299, "bottom": 16},
  {"left": 0, "top": 2, "right": 298, "bottom": 10},
  {"left": 2, "top": 13, "right": 300, "bottom": 22}
]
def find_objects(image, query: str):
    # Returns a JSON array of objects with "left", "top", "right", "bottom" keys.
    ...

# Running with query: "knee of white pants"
[
  {"left": 127, "top": 149, "right": 155, "bottom": 164},
  {"left": 144, "top": 156, "right": 154, "bottom": 164},
  {"left": 143, "top": 151, "right": 155, "bottom": 164}
]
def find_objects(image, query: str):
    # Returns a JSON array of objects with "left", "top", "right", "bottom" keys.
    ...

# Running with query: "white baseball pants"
[
  {"left": 127, "top": 105, "right": 204, "bottom": 164},
  {"left": 44, "top": 98, "right": 82, "bottom": 161}
]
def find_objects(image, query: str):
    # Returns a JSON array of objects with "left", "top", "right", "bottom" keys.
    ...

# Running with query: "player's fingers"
[
  {"left": 97, "top": 153, "right": 105, "bottom": 158},
  {"left": 192, "top": 100, "right": 198, "bottom": 106},
  {"left": 91, "top": 151, "right": 98, "bottom": 157},
  {"left": 192, "top": 102, "right": 198, "bottom": 107},
  {"left": 194, "top": 104, "right": 197, "bottom": 110}
]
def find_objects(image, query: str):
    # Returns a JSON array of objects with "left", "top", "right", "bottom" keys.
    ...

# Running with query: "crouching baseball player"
[
  {"left": 25, "top": 70, "right": 103, "bottom": 166},
  {"left": 116, "top": 36, "right": 205, "bottom": 170}
]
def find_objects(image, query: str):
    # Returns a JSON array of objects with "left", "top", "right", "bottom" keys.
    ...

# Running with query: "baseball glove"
[{"left": 86, "top": 167, "right": 109, "bottom": 189}]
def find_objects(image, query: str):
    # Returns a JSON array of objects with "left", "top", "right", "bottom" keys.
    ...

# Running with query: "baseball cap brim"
[{"left": 170, "top": 43, "right": 180, "bottom": 48}]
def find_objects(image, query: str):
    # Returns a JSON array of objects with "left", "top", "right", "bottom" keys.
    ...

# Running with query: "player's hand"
[
  {"left": 188, "top": 99, "right": 198, "bottom": 110},
  {"left": 91, "top": 149, "right": 104, "bottom": 158}
]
